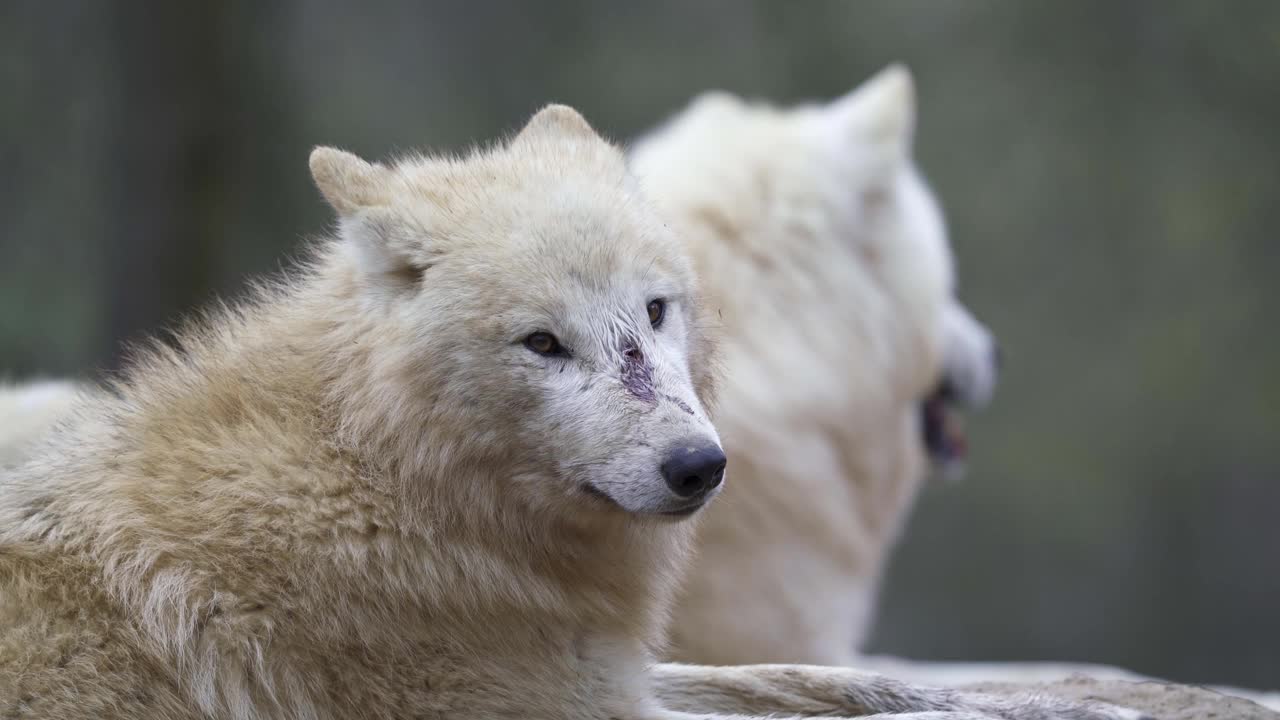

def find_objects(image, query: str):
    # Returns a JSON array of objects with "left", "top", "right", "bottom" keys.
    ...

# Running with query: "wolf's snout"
[
  {"left": 923, "top": 304, "right": 1000, "bottom": 478},
  {"left": 661, "top": 444, "right": 727, "bottom": 499}
]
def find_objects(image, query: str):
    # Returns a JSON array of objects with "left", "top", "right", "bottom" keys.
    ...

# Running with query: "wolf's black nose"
[{"left": 661, "top": 444, "right": 727, "bottom": 498}]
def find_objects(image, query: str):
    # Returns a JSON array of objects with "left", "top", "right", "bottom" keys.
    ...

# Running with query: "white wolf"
[
  {"left": 0, "top": 104, "right": 1141, "bottom": 720},
  {"left": 631, "top": 65, "right": 999, "bottom": 667},
  {"left": 631, "top": 65, "right": 1279, "bottom": 713}
]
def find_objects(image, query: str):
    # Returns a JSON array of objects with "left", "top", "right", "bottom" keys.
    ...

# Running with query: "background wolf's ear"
[
  {"left": 310, "top": 146, "right": 392, "bottom": 216},
  {"left": 829, "top": 64, "right": 917, "bottom": 162},
  {"left": 514, "top": 104, "right": 603, "bottom": 145}
]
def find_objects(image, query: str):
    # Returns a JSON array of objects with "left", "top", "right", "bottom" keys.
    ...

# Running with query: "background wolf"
[{"left": 632, "top": 65, "right": 998, "bottom": 667}]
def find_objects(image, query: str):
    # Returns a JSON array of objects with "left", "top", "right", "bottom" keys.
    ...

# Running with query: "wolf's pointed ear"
[
  {"left": 310, "top": 146, "right": 392, "bottom": 216},
  {"left": 310, "top": 147, "right": 421, "bottom": 286},
  {"left": 829, "top": 64, "right": 916, "bottom": 160},
  {"left": 514, "top": 104, "right": 602, "bottom": 144}
]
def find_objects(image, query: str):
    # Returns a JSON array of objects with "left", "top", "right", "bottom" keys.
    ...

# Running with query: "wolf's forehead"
[
  {"left": 496, "top": 206, "right": 680, "bottom": 274},
  {"left": 423, "top": 163, "right": 689, "bottom": 291},
  {"left": 520, "top": 241, "right": 683, "bottom": 295},
  {"left": 456, "top": 236, "right": 683, "bottom": 320}
]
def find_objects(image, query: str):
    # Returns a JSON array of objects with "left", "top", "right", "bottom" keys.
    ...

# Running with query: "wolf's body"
[
  {"left": 629, "top": 67, "right": 1280, "bottom": 712},
  {"left": 632, "top": 66, "right": 998, "bottom": 667}
]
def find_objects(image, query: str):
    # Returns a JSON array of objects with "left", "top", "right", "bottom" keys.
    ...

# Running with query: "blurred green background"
[{"left": 1, "top": 1, "right": 1276, "bottom": 689}]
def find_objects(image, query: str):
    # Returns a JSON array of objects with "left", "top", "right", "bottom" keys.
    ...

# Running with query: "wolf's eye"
[
  {"left": 647, "top": 299, "right": 666, "bottom": 328},
  {"left": 525, "top": 332, "right": 566, "bottom": 357}
]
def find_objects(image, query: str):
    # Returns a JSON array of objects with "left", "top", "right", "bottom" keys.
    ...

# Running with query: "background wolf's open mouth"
[{"left": 921, "top": 382, "right": 968, "bottom": 475}]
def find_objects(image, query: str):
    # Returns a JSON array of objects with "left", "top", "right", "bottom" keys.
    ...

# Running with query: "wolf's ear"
[
  {"left": 310, "top": 147, "right": 425, "bottom": 286},
  {"left": 310, "top": 146, "right": 393, "bottom": 216},
  {"left": 829, "top": 64, "right": 916, "bottom": 161},
  {"left": 514, "top": 104, "right": 603, "bottom": 145}
]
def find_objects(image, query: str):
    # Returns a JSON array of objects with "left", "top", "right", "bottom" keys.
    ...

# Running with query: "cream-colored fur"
[
  {"left": 0, "top": 380, "right": 84, "bottom": 469},
  {"left": 0, "top": 105, "right": 1139, "bottom": 720},
  {"left": 630, "top": 66, "right": 997, "bottom": 666},
  {"left": 631, "top": 67, "right": 1280, "bottom": 711}
]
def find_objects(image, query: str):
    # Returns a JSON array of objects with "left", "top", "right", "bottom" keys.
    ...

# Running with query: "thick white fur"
[
  {"left": 631, "top": 65, "right": 1275, "bottom": 712},
  {"left": 631, "top": 64, "right": 997, "bottom": 666},
  {"left": 941, "top": 303, "right": 998, "bottom": 408},
  {"left": 0, "top": 380, "right": 84, "bottom": 469},
  {"left": 0, "top": 105, "right": 1142, "bottom": 720}
]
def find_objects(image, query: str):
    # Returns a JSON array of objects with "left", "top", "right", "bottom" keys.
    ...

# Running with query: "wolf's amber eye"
[
  {"left": 647, "top": 299, "right": 666, "bottom": 328},
  {"left": 524, "top": 332, "right": 565, "bottom": 357}
]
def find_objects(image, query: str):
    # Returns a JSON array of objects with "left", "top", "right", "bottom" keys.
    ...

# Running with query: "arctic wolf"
[
  {"left": 631, "top": 65, "right": 1000, "bottom": 666},
  {"left": 0, "top": 105, "right": 1139, "bottom": 720},
  {"left": 632, "top": 66, "right": 1280, "bottom": 712}
]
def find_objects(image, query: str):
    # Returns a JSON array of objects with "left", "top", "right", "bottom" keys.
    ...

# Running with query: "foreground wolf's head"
[
  {"left": 631, "top": 66, "right": 997, "bottom": 481},
  {"left": 311, "top": 106, "right": 723, "bottom": 520}
]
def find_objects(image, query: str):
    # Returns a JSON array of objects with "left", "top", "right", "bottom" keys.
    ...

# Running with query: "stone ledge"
[{"left": 965, "top": 675, "right": 1280, "bottom": 720}]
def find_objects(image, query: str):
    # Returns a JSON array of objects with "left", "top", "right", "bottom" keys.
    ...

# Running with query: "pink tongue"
[{"left": 943, "top": 410, "right": 968, "bottom": 458}]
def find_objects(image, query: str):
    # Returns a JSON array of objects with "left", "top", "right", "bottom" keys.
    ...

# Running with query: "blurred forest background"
[{"left": 1, "top": 0, "right": 1276, "bottom": 689}]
